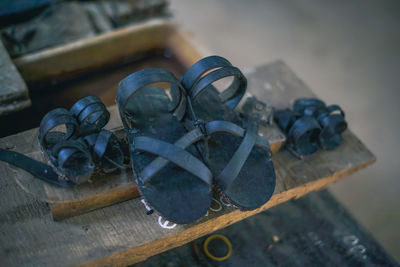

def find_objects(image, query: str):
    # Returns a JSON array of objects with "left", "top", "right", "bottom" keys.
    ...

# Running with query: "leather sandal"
[
  {"left": 70, "top": 96, "right": 124, "bottom": 170},
  {"left": 274, "top": 108, "right": 321, "bottom": 156},
  {"left": 39, "top": 108, "right": 95, "bottom": 184},
  {"left": 116, "top": 68, "right": 213, "bottom": 223},
  {"left": 38, "top": 96, "right": 123, "bottom": 185},
  {"left": 293, "top": 98, "right": 347, "bottom": 149},
  {"left": 182, "top": 56, "right": 276, "bottom": 210}
]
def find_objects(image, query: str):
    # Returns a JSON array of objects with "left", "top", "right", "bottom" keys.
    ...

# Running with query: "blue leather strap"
[
  {"left": 39, "top": 108, "right": 78, "bottom": 148},
  {"left": 205, "top": 120, "right": 271, "bottom": 190},
  {"left": 70, "top": 96, "right": 110, "bottom": 134},
  {"left": 182, "top": 56, "right": 246, "bottom": 110},
  {"left": 84, "top": 130, "right": 124, "bottom": 170},
  {"left": 0, "top": 148, "right": 75, "bottom": 188},
  {"left": 134, "top": 134, "right": 212, "bottom": 186},
  {"left": 116, "top": 68, "right": 187, "bottom": 125}
]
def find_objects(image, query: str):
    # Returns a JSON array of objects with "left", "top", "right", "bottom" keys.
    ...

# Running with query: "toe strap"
[{"left": 134, "top": 129, "right": 212, "bottom": 186}]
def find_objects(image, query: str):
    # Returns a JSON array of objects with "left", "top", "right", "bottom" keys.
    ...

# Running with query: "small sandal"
[
  {"left": 39, "top": 108, "right": 95, "bottom": 184},
  {"left": 182, "top": 56, "right": 276, "bottom": 210},
  {"left": 293, "top": 98, "right": 347, "bottom": 149},
  {"left": 116, "top": 68, "right": 213, "bottom": 223},
  {"left": 38, "top": 96, "right": 124, "bottom": 185},
  {"left": 274, "top": 108, "right": 321, "bottom": 156},
  {"left": 70, "top": 96, "right": 124, "bottom": 170}
]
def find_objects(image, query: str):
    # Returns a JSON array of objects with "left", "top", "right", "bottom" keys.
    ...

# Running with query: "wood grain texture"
[
  {"left": 13, "top": 19, "right": 174, "bottom": 84},
  {"left": 12, "top": 19, "right": 214, "bottom": 86},
  {"left": 0, "top": 42, "right": 31, "bottom": 115},
  {"left": 4, "top": 22, "right": 285, "bottom": 220},
  {"left": 2, "top": 103, "right": 283, "bottom": 221},
  {"left": 137, "top": 190, "right": 398, "bottom": 267},
  {"left": 0, "top": 61, "right": 374, "bottom": 267}
]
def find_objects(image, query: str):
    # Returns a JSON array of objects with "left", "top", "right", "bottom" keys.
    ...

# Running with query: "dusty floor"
[{"left": 169, "top": 0, "right": 400, "bottom": 261}]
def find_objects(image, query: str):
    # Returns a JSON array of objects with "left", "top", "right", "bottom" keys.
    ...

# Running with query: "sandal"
[
  {"left": 38, "top": 96, "right": 123, "bottom": 185},
  {"left": 39, "top": 108, "right": 95, "bottom": 184},
  {"left": 70, "top": 96, "right": 124, "bottom": 171},
  {"left": 293, "top": 98, "right": 347, "bottom": 149},
  {"left": 182, "top": 56, "right": 276, "bottom": 210},
  {"left": 274, "top": 108, "right": 321, "bottom": 156},
  {"left": 116, "top": 68, "right": 213, "bottom": 223}
]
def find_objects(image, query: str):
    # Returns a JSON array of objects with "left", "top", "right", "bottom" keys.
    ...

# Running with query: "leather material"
[
  {"left": 39, "top": 103, "right": 95, "bottom": 184},
  {"left": 182, "top": 55, "right": 246, "bottom": 110},
  {"left": 181, "top": 56, "right": 232, "bottom": 89},
  {"left": 84, "top": 130, "right": 124, "bottom": 170},
  {"left": 138, "top": 128, "right": 206, "bottom": 184},
  {"left": 38, "top": 107, "right": 95, "bottom": 184},
  {"left": 39, "top": 108, "right": 78, "bottom": 147},
  {"left": 293, "top": 98, "right": 347, "bottom": 150},
  {"left": 215, "top": 122, "right": 258, "bottom": 190},
  {"left": 1, "top": 95, "right": 124, "bottom": 186},
  {"left": 135, "top": 134, "right": 212, "bottom": 186},
  {"left": 0, "top": 148, "right": 75, "bottom": 188},
  {"left": 205, "top": 120, "right": 270, "bottom": 154},
  {"left": 183, "top": 56, "right": 275, "bottom": 210},
  {"left": 116, "top": 68, "right": 213, "bottom": 224},
  {"left": 116, "top": 68, "right": 187, "bottom": 123},
  {"left": 115, "top": 68, "right": 212, "bottom": 186},
  {"left": 274, "top": 108, "right": 321, "bottom": 156},
  {"left": 70, "top": 95, "right": 110, "bottom": 130},
  {"left": 204, "top": 120, "right": 271, "bottom": 190},
  {"left": 51, "top": 139, "right": 95, "bottom": 184}
]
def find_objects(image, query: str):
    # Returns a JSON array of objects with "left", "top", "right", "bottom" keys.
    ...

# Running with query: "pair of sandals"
[
  {"left": 116, "top": 56, "right": 276, "bottom": 223},
  {"left": 274, "top": 98, "right": 347, "bottom": 157},
  {"left": 39, "top": 96, "right": 124, "bottom": 186}
]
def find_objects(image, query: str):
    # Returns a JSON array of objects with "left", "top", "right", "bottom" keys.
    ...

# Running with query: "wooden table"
[
  {"left": 136, "top": 189, "right": 398, "bottom": 266},
  {"left": 0, "top": 61, "right": 375, "bottom": 267}
]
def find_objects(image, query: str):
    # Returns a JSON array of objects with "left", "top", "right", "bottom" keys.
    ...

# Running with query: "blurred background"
[{"left": 168, "top": 0, "right": 400, "bottom": 260}]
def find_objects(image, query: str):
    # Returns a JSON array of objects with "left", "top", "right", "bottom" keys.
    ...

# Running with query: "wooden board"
[
  {"left": 12, "top": 19, "right": 214, "bottom": 86},
  {"left": 1, "top": 19, "right": 285, "bottom": 220},
  {"left": 13, "top": 19, "right": 175, "bottom": 85},
  {"left": 137, "top": 190, "right": 398, "bottom": 266},
  {"left": 0, "top": 61, "right": 375, "bottom": 267},
  {"left": 5, "top": 102, "right": 283, "bottom": 220},
  {"left": 0, "top": 41, "right": 31, "bottom": 115}
]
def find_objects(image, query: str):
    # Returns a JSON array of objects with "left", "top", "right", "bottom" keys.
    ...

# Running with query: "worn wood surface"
[
  {"left": 0, "top": 61, "right": 375, "bottom": 266},
  {"left": 4, "top": 20, "right": 284, "bottom": 220},
  {"left": 13, "top": 19, "right": 174, "bottom": 84},
  {"left": 2, "top": 2, "right": 96, "bottom": 58},
  {"left": 0, "top": 41, "right": 30, "bottom": 115},
  {"left": 12, "top": 19, "right": 213, "bottom": 86},
  {"left": 137, "top": 190, "right": 398, "bottom": 266},
  {"left": 2, "top": 103, "right": 283, "bottom": 221},
  {"left": 1, "top": 1, "right": 168, "bottom": 58}
]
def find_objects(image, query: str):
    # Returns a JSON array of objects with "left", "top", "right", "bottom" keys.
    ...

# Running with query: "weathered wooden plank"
[
  {"left": 3, "top": 22, "right": 285, "bottom": 220},
  {"left": 13, "top": 19, "right": 175, "bottom": 84},
  {"left": 0, "top": 41, "right": 31, "bottom": 115},
  {"left": 0, "top": 61, "right": 374, "bottom": 267},
  {"left": 137, "top": 190, "right": 398, "bottom": 266},
  {"left": 2, "top": 103, "right": 283, "bottom": 221},
  {"left": 1, "top": 2, "right": 96, "bottom": 58}
]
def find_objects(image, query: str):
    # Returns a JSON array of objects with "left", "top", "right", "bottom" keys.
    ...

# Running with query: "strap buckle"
[
  {"left": 193, "top": 119, "right": 210, "bottom": 160},
  {"left": 194, "top": 119, "right": 207, "bottom": 136}
]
